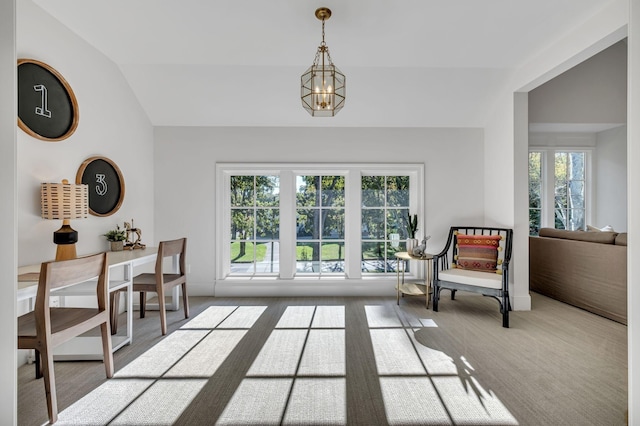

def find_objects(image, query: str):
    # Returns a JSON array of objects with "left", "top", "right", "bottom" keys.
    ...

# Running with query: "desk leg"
[
  {"left": 396, "top": 262, "right": 400, "bottom": 305},
  {"left": 125, "top": 262, "right": 133, "bottom": 346}
]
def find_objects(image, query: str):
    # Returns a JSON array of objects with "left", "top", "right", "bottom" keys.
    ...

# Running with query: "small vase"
[
  {"left": 406, "top": 238, "right": 418, "bottom": 253},
  {"left": 110, "top": 241, "right": 124, "bottom": 251}
]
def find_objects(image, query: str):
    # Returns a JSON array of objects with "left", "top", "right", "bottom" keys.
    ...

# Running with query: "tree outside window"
[
  {"left": 230, "top": 175, "right": 279, "bottom": 274},
  {"left": 554, "top": 152, "right": 585, "bottom": 231},
  {"left": 528, "top": 150, "right": 587, "bottom": 235},
  {"left": 296, "top": 175, "right": 345, "bottom": 274},
  {"left": 361, "top": 175, "right": 410, "bottom": 273}
]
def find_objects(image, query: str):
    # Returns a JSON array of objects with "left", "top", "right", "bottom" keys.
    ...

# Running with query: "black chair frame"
[{"left": 432, "top": 226, "right": 513, "bottom": 327}]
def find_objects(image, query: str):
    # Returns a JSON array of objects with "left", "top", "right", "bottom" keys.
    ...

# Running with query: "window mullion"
[
  {"left": 345, "top": 170, "right": 361, "bottom": 279},
  {"left": 279, "top": 171, "right": 295, "bottom": 279},
  {"left": 543, "top": 151, "right": 555, "bottom": 228}
]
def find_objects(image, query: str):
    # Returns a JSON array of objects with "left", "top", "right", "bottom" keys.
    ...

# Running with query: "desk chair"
[
  {"left": 112, "top": 238, "right": 189, "bottom": 335},
  {"left": 18, "top": 253, "right": 114, "bottom": 424}
]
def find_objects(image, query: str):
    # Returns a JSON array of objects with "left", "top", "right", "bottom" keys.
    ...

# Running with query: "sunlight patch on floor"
[
  {"left": 380, "top": 377, "right": 450, "bottom": 425},
  {"left": 283, "top": 378, "right": 346, "bottom": 425},
  {"left": 298, "top": 330, "right": 345, "bottom": 376},
  {"left": 55, "top": 379, "right": 153, "bottom": 425},
  {"left": 216, "top": 378, "right": 292, "bottom": 425},
  {"left": 432, "top": 376, "right": 518, "bottom": 425},
  {"left": 164, "top": 330, "right": 247, "bottom": 378},
  {"left": 247, "top": 329, "right": 308, "bottom": 376},
  {"left": 370, "top": 329, "right": 426, "bottom": 375},
  {"left": 217, "top": 306, "right": 268, "bottom": 328},
  {"left": 312, "top": 305, "right": 345, "bottom": 328},
  {"left": 180, "top": 305, "right": 238, "bottom": 329},
  {"left": 110, "top": 379, "right": 208, "bottom": 425},
  {"left": 276, "top": 306, "right": 315, "bottom": 328},
  {"left": 115, "top": 330, "right": 209, "bottom": 378},
  {"left": 365, "top": 305, "right": 403, "bottom": 328}
]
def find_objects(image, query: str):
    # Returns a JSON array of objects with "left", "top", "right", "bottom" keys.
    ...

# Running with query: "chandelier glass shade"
[{"left": 301, "top": 8, "right": 345, "bottom": 117}]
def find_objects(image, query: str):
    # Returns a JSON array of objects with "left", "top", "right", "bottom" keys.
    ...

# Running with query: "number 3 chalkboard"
[
  {"left": 17, "top": 59, "right": 79, "bottom": 142},
  {"left": 76, "top": 156, "right": 125, "bottom": 217}
]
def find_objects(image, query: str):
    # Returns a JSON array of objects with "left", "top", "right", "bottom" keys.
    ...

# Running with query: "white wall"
[
  {"left": 628, "top": 4, "right": 640, "bottom": 422},
  {"left": 14, "top": 0, "right": 155, "bottom": 369},
  {"left": 17, "top": 0, "right": 155, "bottom": 266},
  {"left": 596, "top": 125, "right": 627, "bottom": 231},
  {"left": 529, "top": 39, "right": 627, "bottom": 126},
  {"left": 155, "top": 126, "right": 485, "bottom": 296},
  {"left": 1, "top": 0, "right": 17, "bottom": 423}
]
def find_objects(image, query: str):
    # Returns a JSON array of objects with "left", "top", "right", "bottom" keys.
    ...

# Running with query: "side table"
[{"left": 395, "top": 251, "right": 433, "bottom": 308}]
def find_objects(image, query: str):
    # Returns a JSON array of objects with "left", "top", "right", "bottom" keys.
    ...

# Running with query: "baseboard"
[
  {"left": 512, "top": 293, "right": 532, "bottom": 311},
  {"left": 214, "top": 279, "right": 397, "bottom": 297}
]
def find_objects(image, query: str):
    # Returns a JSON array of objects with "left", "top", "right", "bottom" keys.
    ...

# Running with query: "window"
[
  {"left": 528, "top": 150, "right": 590, "bottom": 235},
  {"left": 230, "top": 175, "right": 280, "bottom": 274},
  {"left": 554, "top": 152, "right": 586, "bottom": 231},
  {"left": 361, "top": 176, "right": 410, "bottom": 273},
  {"left": 296, "top": 176, "right": 345, "bottom": 275},
  {"left": 528, "top": 152, "right": 542, "bottom": 235},
  {"left": 218, "top": 164, "right": 423, "bottom": 281}
]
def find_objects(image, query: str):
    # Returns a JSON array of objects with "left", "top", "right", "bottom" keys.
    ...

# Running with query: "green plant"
[
  {"left": 103, "top": 225, "right": 127, "bottom": 242},
  {"left": 406, "top": 213, "right": 418, "bottom": 239}
]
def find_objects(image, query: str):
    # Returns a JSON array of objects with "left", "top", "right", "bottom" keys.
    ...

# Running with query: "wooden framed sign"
[
  {"left": 17, "top": 59, "right": 79, "bottom": 142},
  {"left": 76, "top": 156, "right": 125, "bottom": 216}
]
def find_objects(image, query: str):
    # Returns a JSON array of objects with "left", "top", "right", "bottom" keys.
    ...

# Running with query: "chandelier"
[{"left": 301, "top": 7, "right": 346, "bottom": 117}]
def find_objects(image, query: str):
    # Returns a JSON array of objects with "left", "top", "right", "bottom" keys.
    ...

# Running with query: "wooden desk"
[{"left": 17, "top": 248, "right": 179, "bottom": 360}]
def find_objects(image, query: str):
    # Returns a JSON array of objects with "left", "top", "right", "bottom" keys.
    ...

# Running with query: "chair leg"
[
  {"left": 39, "top": 344, "right": 58, "bottom": 424},
  {"left": 432, "top": 284, "right": 439, "bottom": 311},
  {"left": 100, "top": 321, "right": 114, "bottom": 377},
  {"left": 182, "top": 283, "right": 189, "bottom": 319},
  {"left": 139, "top": 291, "right": 146, "bottom": 318},
  {"left": 110, "top": 290, "right": 120, "bottom": 335},
  {"left": 158, "top": 289, "right": 167, "bottom": 335},
  {"left": 34, "top": 349, "right": 42, "bottom": 379},
  {"left": 502, "top": 294, "right": 510, "bottom": 328}
]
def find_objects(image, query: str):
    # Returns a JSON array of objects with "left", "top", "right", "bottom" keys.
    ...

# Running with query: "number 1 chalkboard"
[
  {"left": 76, "top": 156, "right": 125, "bottom": 216},
  {"left": 17, "top": 59, "right": 79, "bottom": 141}
]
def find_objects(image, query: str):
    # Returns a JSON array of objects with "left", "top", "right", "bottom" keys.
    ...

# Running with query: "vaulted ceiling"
[{"left": 32, "top": 0, "right": 616, "bottom": 127}]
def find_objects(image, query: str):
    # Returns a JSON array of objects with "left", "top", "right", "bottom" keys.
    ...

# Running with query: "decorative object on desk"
[
  {"left": 410, "top": 235, "right": 431, "bottom": 258},
  {"left": 301, "top": 7, "right": 346, "bottom": 117},
  {"left": 103, "top": 225, "right": 127, "bottom": 251},
  {"left": 17, "top": 58, "right": 79, "bottom": 141},
  {"left": 406, "top": 213, "right": 419, "bottom": 253},
  {"left": 124, "top": 219, "right": 146, "bottom": 250},
  {"left": 76, "top": 156, "right": 125, "bottom": 217},
  {"left": 41, "top": 179, "right": 89, "bottom": 261}
]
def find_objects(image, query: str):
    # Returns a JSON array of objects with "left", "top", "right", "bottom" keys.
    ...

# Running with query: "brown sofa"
[{"left": 529, "top": 228, "right": 627, "bottom": 324}]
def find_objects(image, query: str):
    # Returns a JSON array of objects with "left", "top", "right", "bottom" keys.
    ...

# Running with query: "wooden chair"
[
  {"left": 112, "top": 238, "right": 189, "bottom": 335},
  {"left": 18, "top": 253, "right": 114, "bottom": 424},
  {"left": 432, "top": 226, "right": 513, "bottom": 327}
]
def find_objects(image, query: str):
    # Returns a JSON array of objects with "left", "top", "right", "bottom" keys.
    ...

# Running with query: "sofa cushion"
[
  {"left": 439, "top": 269, "right": 502, "bottom": 289},
  {"left": 615, "top": 233, "right": 627, "bottom": 246},
  {"left": 454, "top": 234, "right": 501, "bottom": 272},
  {"left": 538, "top": 228, "right": 617, "bottom": 244}
]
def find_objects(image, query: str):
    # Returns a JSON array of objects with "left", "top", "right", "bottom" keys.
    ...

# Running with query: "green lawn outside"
[
  {"left": 296, "top": 242, "right": 344, "bottom": 260},
  {"left": 231, "top": 241, "right": 267, "bottom": 262},
  {"left": 231, "top": 241, "right": 392, "bottom": 262}
]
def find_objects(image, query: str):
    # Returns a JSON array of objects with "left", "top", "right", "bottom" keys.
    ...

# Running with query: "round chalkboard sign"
[
  {"left": 17, "top": 59, "right": 79, "bottom": 141},
  {"left": 76, "top": 156, "right": 125, "bottom": 216}
]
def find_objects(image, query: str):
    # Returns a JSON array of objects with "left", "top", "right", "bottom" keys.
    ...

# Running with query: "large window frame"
[
  {"left": 217, "top": 163, "right": 424, "bottom": 281},
  {"left": 528, "top": 148, "right": 592, "bottom": 235}
]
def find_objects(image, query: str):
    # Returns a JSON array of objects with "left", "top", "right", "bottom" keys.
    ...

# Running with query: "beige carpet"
[{"left": 18, "top": 292, "right": 628, "bottom": 425}]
